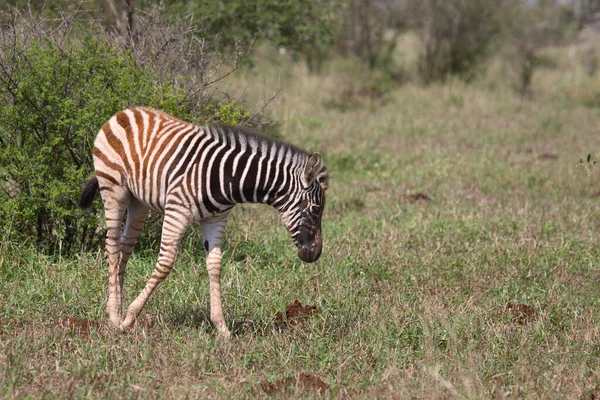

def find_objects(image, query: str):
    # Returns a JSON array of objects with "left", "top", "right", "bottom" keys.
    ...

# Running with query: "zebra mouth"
[
  {"left": 298, "top": 246, "right": 322, "bottom": 263},
  {"left": 297, "top": 235, "right": 322, "bottom": 263}
]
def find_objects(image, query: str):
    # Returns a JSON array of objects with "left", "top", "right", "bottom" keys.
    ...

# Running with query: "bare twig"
[
  {"left": 105, "top": 0, "right": 123, "bottom": 33},
  {"left": 203, "top": 34, "right": 258, "bottom": 88},
  {"left": 244, "top": 87, "right": 282, "bottom": 126}
]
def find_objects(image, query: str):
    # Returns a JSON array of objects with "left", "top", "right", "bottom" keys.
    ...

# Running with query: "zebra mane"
[
  {"left": 211, "top": 124, "right": 309, "bottom": 157},
  {"left": 210, "top": 124, "right": 328, "bottom": 185}
]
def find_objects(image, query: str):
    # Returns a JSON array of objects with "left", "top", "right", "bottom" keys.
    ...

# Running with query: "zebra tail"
[{"left": 79, "top": 177, "right": 99, "bottom": 209}]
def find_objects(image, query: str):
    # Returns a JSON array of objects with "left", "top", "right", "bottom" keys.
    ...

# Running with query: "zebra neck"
[
  {"left": 236, "top": 159, "right": 302, "bottom": 211},
  {"left": 229, "top": 145, "right": 305, "bottom": 211},
  {"left": 265, "top": 165, "right": 304, "bottom": 213},
  {"left": 202, "top": 125, "right": 307, "bottom": 212}
]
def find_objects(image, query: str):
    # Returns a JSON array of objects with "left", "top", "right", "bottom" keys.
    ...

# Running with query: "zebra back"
[{"left": 92, "top": 107, "right": 327, "bottom": 220}]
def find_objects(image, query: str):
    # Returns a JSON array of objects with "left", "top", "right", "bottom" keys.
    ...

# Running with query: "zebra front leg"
[
  {"left": 201, "top": 216, "right": 231, "bottom": 338},
  {"left": 120, "top": 208, "right": 190, "bottom": 330}
]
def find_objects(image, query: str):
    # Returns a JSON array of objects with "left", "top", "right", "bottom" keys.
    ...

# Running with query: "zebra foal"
[{"left": 79, "top": 107, "right": 328, "bottom": 338}]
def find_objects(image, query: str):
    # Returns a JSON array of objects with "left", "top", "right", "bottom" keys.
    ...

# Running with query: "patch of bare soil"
[
  {"left": 505, "top": 303, "right": 538, "bottom": 325},
  {"left": 538, "top": 153, "right": 558, "bottom": 160},
  {"left": 407, "top": 192, "right": 431, "bottom": 203},
  {"left": 56, "top": 317, "right": 101, "bottom": 337},
  {"left": 262, "top": 372, "right": 330, "bottom": 396},
  {"left": 274, "top": 300, "right": 319, "bottom": 325}
]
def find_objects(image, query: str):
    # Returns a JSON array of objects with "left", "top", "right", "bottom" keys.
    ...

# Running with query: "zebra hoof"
[
  {"left": 216, "top": 329, "right": 232, "bottom": 341},
  {"left": 118, "top": 320, "right": 134, "bottom": 332},
  {"left": 214, "top": 322, "right": 231, "bottom": 340}
]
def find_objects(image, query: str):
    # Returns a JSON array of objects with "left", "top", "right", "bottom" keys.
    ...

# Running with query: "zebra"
[{"left": 79, "top": 106, "right": 328, "bottom": 338}]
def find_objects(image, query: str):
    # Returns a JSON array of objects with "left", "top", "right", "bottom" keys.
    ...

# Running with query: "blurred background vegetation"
[{"left": 0, "top": 0, "right": 599, "bottom": 252}]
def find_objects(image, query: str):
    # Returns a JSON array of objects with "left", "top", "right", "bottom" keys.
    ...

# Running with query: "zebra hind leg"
[
  {"left": 116, "top": 198, "right": 150, "bottom": 320},
  {"left": 120, "top": 206, "right": 190, "bottom": 331},
  {"left": 98, "top": 180, "right": 131, "bottom": 328},
  {"left": 200, "top": 215, "right": 231, "bottom": 339}
]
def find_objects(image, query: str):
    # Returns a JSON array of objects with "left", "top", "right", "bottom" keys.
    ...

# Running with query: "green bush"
[
  {"left": 415, "top": 0, "right": 501, "bottom": 83},
  {"left": 0, "top": 18, "right": 248, "bottom": 253},
  {"left": 337, "top": 0, "right": 408, "bottom": 72},
  {"left": 500, "top": 0, "right": 577, "bottom": 98},
  {"left": 162, "top": 0, "right": 343, "bottom": 72}
]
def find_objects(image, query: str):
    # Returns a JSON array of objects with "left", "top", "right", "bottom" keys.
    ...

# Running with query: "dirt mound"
[
  {"left": 57, "top": 317, "right": 101, "bottom": 337},
  {"left": 538, "top": 153, "right": 558, "bottom": 160},
  {"left": 407, "top": 192, "right": 431, "bottom": 203},
  {"left": 262, "top": 372, "right": 330, "bottom": 396},
  {"left": 505, "top": 303, "right": 537, "bottom": 325},
  {"left": 274, "top": 300, "right": 319, "bottom": 325}
]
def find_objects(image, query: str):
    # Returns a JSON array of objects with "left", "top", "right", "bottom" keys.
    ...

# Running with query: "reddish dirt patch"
[
  {"left": 262, "top": 372, "right": 330, "bottom": 396},
  {"left": 538, "top": 153, "right": 558, "bottom": 160},
  {"left": 407, "top": 192, "right": 431, "bottom": 203},
  {"left": 57, "top": 317, "right": 101, "bottom": 337},
  {"left": 505, "top": 304, "right": 538, "bottom": 325},
  {"left": 274, "top": 300, "right": 319, "bottom": 325}
]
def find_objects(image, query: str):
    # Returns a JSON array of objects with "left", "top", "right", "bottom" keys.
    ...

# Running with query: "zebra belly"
[
  {"left": 125, "top": 173, "right": 208, "bottom": 221},
  {"left": 125, "top": 173, "right": 167, "bottom": 214}
]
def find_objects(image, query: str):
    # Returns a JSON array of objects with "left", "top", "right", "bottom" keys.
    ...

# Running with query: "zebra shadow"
[{"left": 166, "top": 307, "right": 269, "bottom": 337}]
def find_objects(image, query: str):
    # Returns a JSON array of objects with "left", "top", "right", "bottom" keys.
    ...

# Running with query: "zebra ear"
[{"left": 303, "top": 152, "right": 323, "bottom": 187}]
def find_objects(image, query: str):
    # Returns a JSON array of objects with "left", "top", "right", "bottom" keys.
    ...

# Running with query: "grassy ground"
[{"left": 2, "top": 36, "right": 600, "bottom": 398}]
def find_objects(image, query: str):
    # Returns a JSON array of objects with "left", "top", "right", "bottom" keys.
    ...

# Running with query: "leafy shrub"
[
  {"left": 0, "top": 12, "right": 250, "bottom": 252},
  {"left": 324, "top": 61, "right": 395, "bottom": 111},
  {"left": 337, "top": 0, "right": 409, "bottom": 72},
  {"left": 500, "top": 1, "right": 577, "bottom": 98},
  {"left": 161, "top": 0, "right": 343, "bottom": 72},
  {"left": 415, "top": 0, "right": 501, "bottom": 83}
]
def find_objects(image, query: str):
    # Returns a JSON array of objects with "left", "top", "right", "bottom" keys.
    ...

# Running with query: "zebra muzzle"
[{"left": 297, "top": 234, "right": 322, "bottom": 263}]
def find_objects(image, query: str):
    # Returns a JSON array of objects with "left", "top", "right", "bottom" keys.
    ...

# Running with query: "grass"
[{"left": 2, "top": 36, "right": 600, "bottom": 398}]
